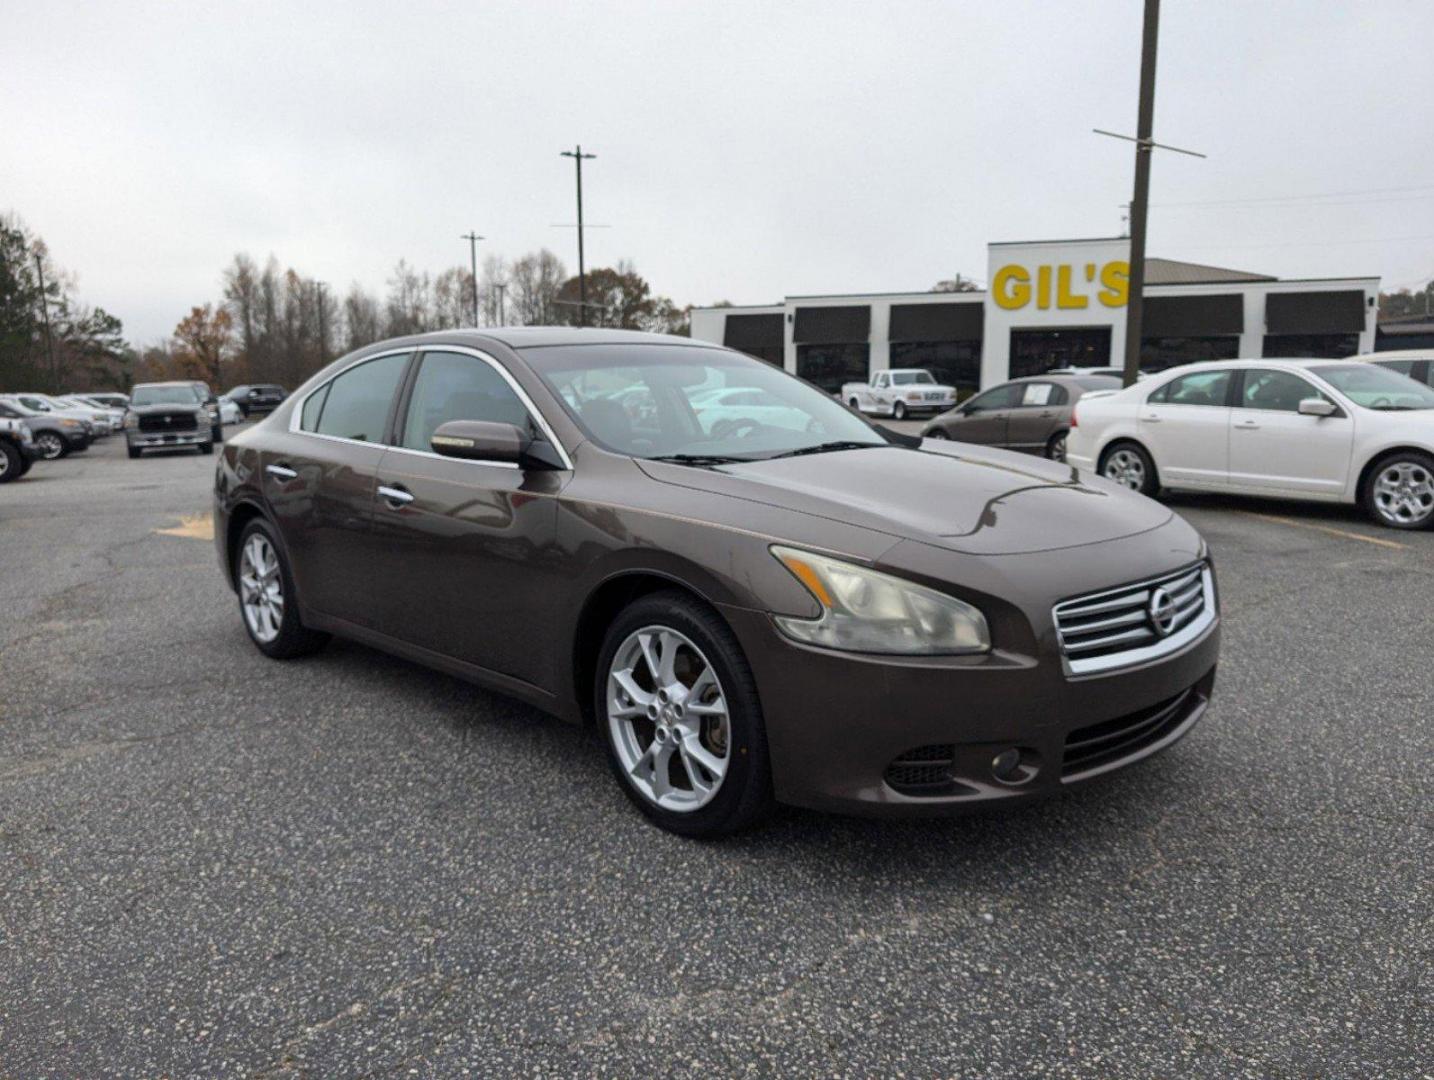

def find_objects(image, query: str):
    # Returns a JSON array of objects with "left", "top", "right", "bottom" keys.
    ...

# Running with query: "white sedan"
[
  {"left": 1067, "top": 358, "right": 1434, "bottom": 529},
  {"left": 218, "top": 396, "right": 244, "bottom": 424}
]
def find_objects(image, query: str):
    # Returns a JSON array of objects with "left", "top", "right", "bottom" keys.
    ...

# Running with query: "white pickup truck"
[{"left": 841, "top": 369, "right": 957, "bottom": 419}]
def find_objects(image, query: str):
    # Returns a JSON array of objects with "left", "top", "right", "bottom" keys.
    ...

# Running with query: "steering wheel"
[{"left": 1370, "top": 397, "right": 1392, "bottom": 409}]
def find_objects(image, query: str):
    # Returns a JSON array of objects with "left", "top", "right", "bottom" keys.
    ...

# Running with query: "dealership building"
[{"left": 690, "top": 237, "right": 1381, "bottom": 398}]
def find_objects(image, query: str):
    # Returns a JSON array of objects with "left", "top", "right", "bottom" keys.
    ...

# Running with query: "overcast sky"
[{"left": 5, "top": 0, "right": 1432, "bottom": 343}]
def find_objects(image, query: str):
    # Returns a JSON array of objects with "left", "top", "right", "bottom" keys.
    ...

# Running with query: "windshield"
[
  {"left": 891, "top": 371, "right": 935, "bottom": 385},
  {"left": 1315, "top": 364, "right": 1434, "bottom": 410},
  {"left": 524, "top": 344, "right": 885, "bottom": 461},
  {"left": 130, "top": 385, "right": 202, "bottom": 407}
]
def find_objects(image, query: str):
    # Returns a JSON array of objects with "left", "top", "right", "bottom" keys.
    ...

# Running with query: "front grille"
[
  {"left": 1053, "top": 562, "right": 1214, "bottom": 676},
  {"left": 1062, "top": 684, "right": 1202, "bottom": 778},
  {"left": 139, "top": 411, "right": 198, "bottom": 433}
]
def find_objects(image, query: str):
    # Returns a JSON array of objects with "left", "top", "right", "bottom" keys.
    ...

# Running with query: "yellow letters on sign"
[
  {"left": 991, "top": 261, "right": 1128, "bottom": 310},
  {"left": 992, "top": 265, "right": 1031, "bottom": 310}
]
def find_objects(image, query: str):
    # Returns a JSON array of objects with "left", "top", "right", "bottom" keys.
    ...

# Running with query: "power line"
[{"left": 1152, "top": 184, "right": 1434, "bottom": 209}]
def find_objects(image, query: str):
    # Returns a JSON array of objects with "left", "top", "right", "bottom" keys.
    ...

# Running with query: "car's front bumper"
[
  {"left": 718, "top": 599, "right": 1219, "bottom": 816},
  {"left": 127, "top": 430, "right": 211, "bottom": 449}
]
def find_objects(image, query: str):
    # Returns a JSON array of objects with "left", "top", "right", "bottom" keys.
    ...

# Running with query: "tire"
[
  {"left": 925, "top": 428, "right": 949, "bottom": 440},
  {"left": 212, "top": 424, "right": 223, "bottom": 443},
  {"left": 34, "top": 432, "right": 67, "bottom": 460},
  {"left": 1045, "top": 430, "right": 1068, "bottom": 462},
  {"left": 1362, "top": 450, "right": 1434, "bottom": 530},
  {"left": 0, "top": 441, "right": 21, "bottom": 483},
  {"left": 848, "top": 397, "right": 862, "bottom": 411},
  {"left": 1099, "top": 441, "right": 1159, "bottom": 496},
  {"left": 234, "top": 518, "right": 330, "bottom": 659},
  {"left": 892, "top": 401, "right": 907, "bottom": 420},
  {"left": 594, "top": 590, "right": 773, "bottom": 837},
  {"left": 127, "top": 446, "right": 142, "bottom": 459},
  {"left": 199, "top": 441, "right": 214, "bottom": 455},
  {"left": 17, "top": 454, "right": 32, "bottom": 477}
]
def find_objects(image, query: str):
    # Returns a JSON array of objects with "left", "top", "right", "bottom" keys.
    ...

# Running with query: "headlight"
[
  {"left": 123, "top": 412, "right": 137, "bottom": 429},
  {"left": 60, "top": 418, "right": 82, "bottom": 429},
  {"left": 771, "top": 546, "right": 990, "bottom": 655}
]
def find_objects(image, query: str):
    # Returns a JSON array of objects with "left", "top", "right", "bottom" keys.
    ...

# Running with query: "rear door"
[
  {"left": 264, "top": 350, "right": 412, "bottom": 626},
  {"left": 1005, "top": 381, "right": 1067, "bottom": 452},
  {"left": 937, "top": 383, "right": 1021, "bottom": 445},
  {"left": 1138, "top": 368, "right": 1235, "bottom": 487},
  {"left": 1227, "top": 368, "right": 1353, "bottom": 496}
]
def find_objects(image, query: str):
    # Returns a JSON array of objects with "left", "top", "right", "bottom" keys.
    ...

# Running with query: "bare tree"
[
  {"left": 480, "top": 254, "right": 507, "bottom": 326},
  {"left": 432, "top": 267, "right": 473, "bottom": 329},
  {"left": 343, "top": 283, "right": 382, "bottom": 352},
  {"left": 508, "top": 249, "right": 567, "bottom": 326},
  {"left": 384, "top": 259, "right": 432, "bottom": 337}
]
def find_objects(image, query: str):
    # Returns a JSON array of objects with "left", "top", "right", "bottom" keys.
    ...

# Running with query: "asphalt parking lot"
[{"left": 1, "top": 427, "right": 1429, "bottom": 1078}]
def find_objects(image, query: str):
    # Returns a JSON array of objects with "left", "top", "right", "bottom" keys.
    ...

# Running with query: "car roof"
[
  {"left": 400, "top": 327, "right": 706, "bottom": 351},
  {"left": 131, "top": 380, "right": 200, "bottom": 388},
  {"left": 1347, "top": 349, "right": 1434, "bottom": 362}
]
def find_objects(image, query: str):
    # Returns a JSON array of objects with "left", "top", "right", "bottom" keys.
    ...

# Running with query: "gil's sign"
[{"left": 992, "top": 261, "right": 1129, "bottom": 311}]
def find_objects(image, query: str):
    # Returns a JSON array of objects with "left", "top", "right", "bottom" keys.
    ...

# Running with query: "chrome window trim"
[
  {"left": 288, "top": 345, "right": 573, "bottom": 470},
  {"left": 1055, "top": 564, "right": 1217, "bottom": 677}
]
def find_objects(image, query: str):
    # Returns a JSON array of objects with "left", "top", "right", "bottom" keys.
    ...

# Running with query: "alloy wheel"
[
  {"left": 1103, "top": 448, "right": 1145, "bottom": 489},
  {"left": 606, "top": 625, "right": 731, "bottom": 813},
  {"left": 1373, "top": 461, "right": 1434, "bottom": 526},
  {"left": 36, "top": 433, "right": 64, "bottom": 459},
  {"left": 1047, "top": 433, "right": 1068, "bottom": 462},
  {"left": 239, "top": 533, "right": 285, "bottom": 643}
]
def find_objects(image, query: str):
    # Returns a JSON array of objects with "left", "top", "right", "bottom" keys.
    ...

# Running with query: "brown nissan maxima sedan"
[
  {"left": 215, "top": 329, "right": 1219, "bottom": 836},
  {"left": 921, "top": 373, "right": 1121, "bottom": 462}
]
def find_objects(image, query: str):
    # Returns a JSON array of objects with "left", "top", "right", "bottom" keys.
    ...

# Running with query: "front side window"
[
  {"left": 1239, "top": 369, "right": 1331, "bottom": 413},
  {"left": 1148, "top": 370, "right": 1233, "bottom": 407},
  {"left": 964, "top": 384, "right": 1023, "bottom": 412},
  {"left": 400, "top": 351, "right": 532, "bottom": 451},
  {"left": 311, "top": 352, "right": 408, "bottom": 442},
  {"left": 526, "top": 344, "right": 882, "bottom": 461}
]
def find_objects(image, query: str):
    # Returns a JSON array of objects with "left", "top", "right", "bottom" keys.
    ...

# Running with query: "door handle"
[
  {"left": 265, "top": 463, "right": 298, "bottom": 481},
  {"left": 1234, "top": 420, "right": 1259, "bottom": 430},
  {"left": 377, "top": 484, "right": 414, "bottom": 507},
  {"left": 1141, "top": 413, "right": 1162, "bottom": 423},
  {"left": 1038, "top": 410, "right": 1055, "bottom": 418}
]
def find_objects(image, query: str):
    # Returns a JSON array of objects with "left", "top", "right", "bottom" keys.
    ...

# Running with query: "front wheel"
[
  {"left": 235, "top": 519, "right": 330, "bottom": 659},
  {"left": 1364, "top": 452, "right": 1434, "bottom": 530},
  {"left": 35, "top": 432, "right": 67, "bottom": 460},
  {"left": 596, "top": 591, "right": 773, "bottom": 837},
  {"left": 199, "top": 441, "right": 214, "bottom": 455},
  {"left": 0, "top": 441, "right": 21, "bottom": 483},
  {"left": 892, "top": 401, "right": 907, "bottom": 420},
  {"left": 848, "top": 397, "right": 861, "bottom": 411},
  {"left": 1099, "top": 442, "right": 1158, "bottom": 496}
]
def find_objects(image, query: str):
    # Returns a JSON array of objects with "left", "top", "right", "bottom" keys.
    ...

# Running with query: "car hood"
[{"left": 636, "top": 442, "right": 1174, "bottom": 555}]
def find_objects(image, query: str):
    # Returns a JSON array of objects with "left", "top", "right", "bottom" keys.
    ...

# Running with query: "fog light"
[{"left": 991, "top": 749, "right": 1023, "bottom": 782}]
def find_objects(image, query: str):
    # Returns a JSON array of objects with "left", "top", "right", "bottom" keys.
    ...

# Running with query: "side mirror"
[
  {"left": 430, "top": 420, "right": 531, "bottom": 464},
  {"left": 1298, "top": 398, "right": 1337, "bottom": 418}
]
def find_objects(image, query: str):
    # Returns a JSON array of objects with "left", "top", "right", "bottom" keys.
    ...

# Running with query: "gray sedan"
[{"left": 921, "top": 373, "right": 1120, "bottom": 461}]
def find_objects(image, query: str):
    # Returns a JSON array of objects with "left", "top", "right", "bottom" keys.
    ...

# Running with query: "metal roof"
[{"left": 1143, "top": 258, "right": 1276, "bottom": 285}]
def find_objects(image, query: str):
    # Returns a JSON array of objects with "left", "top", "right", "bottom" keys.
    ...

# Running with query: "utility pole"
[
  {"left": 315, "top": 281, "right": 329, "bottom": 364},
  {"left": 494, "top": 282, "right": 507, "bottom": 326},
  {"left": 461, "top": 231, "right": 484, "bottom": 326},
  {"left": 1095, "top": 0, "right": 1204, "bottom": 387},
  {"left": 560, "top": 145, "right": 596, "bottom": 325},
  {"left": 33, "top": 250, "right": 57, "bottom": 392}
]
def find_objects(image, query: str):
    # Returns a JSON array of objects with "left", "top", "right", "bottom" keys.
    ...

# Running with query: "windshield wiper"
[
  {"left": 763, "top": 441, "right": 882, "bottom": 460},
  {"left": 647, "top": 453, "right": 745, "bottom": 466}
]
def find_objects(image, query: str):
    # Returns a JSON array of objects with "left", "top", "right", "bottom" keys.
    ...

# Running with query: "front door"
[
  {"left": 940, "top": 382, "right": 1022, "bottom": 446},
  {"left": 368, "top": 348, "right": 570, "bottom": 689},
  {"left": 265, "top": 350, "right": 413, "bottom": 626},
  {"left": 1227, "top": 368, "right": 1353, "bottom": 495},
  {"left": 1138, "top": 367, "right": 1234, "bottom": 486}
]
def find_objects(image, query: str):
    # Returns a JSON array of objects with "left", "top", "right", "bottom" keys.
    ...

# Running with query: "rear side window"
[
  {"left": 399, "top": 350, "right": 530, "bottom": 451},
  {"left": 300, "top": 384, "right": 330, "bottom": 431},
  {"left": 311, "top": 353, "right": 408, "bottom": 442},
  {"left": 1149, "top": 370, "right": 1232, "bottom": 407}
]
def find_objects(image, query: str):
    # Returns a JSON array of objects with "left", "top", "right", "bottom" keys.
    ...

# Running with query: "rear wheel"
[
  {"left": 127, "top": 446, "right": 142, "bottom": 459},
  {"left": 35, "top": 432, "right": 67, "bottom": 460},
  {"left": 235, "top": 519, "right": 329, "bottom": 658},
  {"left": 1099, "top": 441, "right": 1158, "bottom": 496},
  {"left": 595, "top": 591, "right": 773, "bottom": 837},
  {"left": 925, "top": 428, "right": 949, "bottom": 440},
  {"left": 847, "top": 397, "right": 861, "bottom": 411},
  {"left": 1363, "top": 451, "right": 1434, "bottom": 529},
  {"left": 1045, "top": 430, "right": 1068, "bottom": 462}
]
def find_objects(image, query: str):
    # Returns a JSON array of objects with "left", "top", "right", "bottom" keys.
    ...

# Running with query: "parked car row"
[{"left": 0, "top": 381, "right": 285, "bottom": 480}]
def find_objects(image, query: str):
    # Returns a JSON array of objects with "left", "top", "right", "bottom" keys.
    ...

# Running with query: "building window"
[
  {"left": 1009, "top": 328, "right": 1112, "bottom": 378},
  {"left": 889, "top": 340, "right": 982, "bottom": 401},
  {"left": 737, "top": 345, "right": 784, "bottom": 366},
  {"left": 1139, "top": 336, "right": 1240, "bottom": 373},
  {"left": 796, "top": 344, "right": 869, "bottom": 394},
  {"left": 1262, "top": 333, "right": 1360, "bottom": 359}
]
